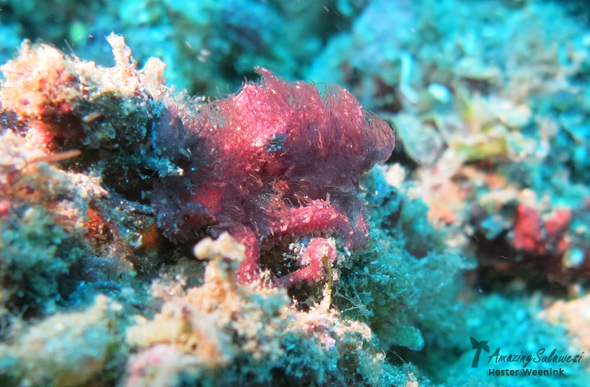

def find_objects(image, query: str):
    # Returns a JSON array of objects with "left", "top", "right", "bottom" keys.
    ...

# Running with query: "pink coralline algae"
[
  {"left": 512, "top": 204, "right": 571, "bottom": 256},
  {"left": 154, "top": 68, "right": 395, "bottom": 285}
]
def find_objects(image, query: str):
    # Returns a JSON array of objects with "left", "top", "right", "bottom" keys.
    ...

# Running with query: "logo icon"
[{"left": 470, "top": 337, "right": 490, "bottom": 368}]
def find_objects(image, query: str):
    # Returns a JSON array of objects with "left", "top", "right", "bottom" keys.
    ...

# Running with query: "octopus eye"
[{"left": 266, "top": 133, "right": 287, "bottom": 153}]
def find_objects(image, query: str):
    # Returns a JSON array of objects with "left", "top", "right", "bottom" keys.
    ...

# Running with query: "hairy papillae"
[
  {"left": 154, "top": 67, "right": 395, "bottom": 286},
  {"left": 0, "top": 36, "right": 394, "bottom": 287}
]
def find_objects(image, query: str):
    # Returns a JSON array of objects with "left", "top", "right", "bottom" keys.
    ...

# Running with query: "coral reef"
[
  {"left": 0, "top": 130, "right": 106, "bottom": 314},
  {"left": 0, "top": 295, "right": 123, "bottom": 386},
  {"left": 125, "top": 233, "right": 418, "bottom": 386},
  {"left": 308, "top": 0, "right": 590, "bottom": 290},
  {"left": 0, "top": 34, "right": 420, "bottom": 386},
  {"left": 1, "top": 31, "right": 395, "bottom": 288},
  {"left": 1, "top": 0, "right": 590, "bottom": 385},
  {"left": 1, "top": 0, "right": 357, "bottom": 94}
]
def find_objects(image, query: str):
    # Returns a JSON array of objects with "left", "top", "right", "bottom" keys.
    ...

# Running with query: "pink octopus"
[{"left": 154, "top": 68, "right": 394, "bottom": 286}]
